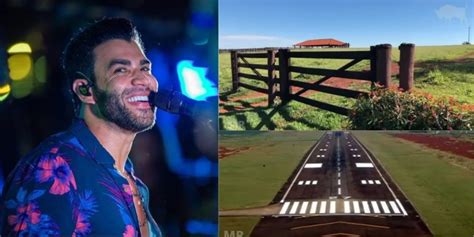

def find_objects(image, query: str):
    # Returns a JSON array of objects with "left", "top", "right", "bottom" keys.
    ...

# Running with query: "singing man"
[{"left": 1, "top": 18, "right": 161, "bottom": 237}]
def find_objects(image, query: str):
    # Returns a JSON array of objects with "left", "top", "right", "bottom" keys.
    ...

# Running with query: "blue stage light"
[
  {"left": 186, "top": 219, "right": 218, "bottom": 235},
  {"left": 177, "top": 60, "right": 217, "bottom": 101}
]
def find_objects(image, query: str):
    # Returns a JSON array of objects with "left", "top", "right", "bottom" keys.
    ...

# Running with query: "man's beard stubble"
[{"left": 93, "top": 87, "right": 156, "bottom": 133}]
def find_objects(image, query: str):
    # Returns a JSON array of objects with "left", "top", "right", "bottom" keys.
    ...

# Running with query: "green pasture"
[
  {"left": 219, "top": 45, "right": 474, "bottom": 130},
  {"left": 354, "top": 131, "right": 474, "bottom": 237}
]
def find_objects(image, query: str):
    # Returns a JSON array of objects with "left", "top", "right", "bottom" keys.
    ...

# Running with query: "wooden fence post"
[
  {"left": 370, "top": 46, "right": 377, "bottom": 85},
  {"left": 230, "top": 50, "right": 239, "bottom": 92},
  {"left": 398, "top": 43, "right": 415, "bottom": 91},
  {"left": 278, "top": 48, "right": 292, "bottom": 103},
  {"left": 267, "top": 50, "right": 276, "bottom": 107},
  {"left": 375, "top": 44, "right": 392, "bottom": 88}
]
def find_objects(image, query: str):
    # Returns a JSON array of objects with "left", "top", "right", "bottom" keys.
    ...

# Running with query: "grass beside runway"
[
  {"left": 219, "top": 131, "right": 322, "bottom": 236},
  {"left": 353, "top": 131, "right": 474, "bottom": 237}
]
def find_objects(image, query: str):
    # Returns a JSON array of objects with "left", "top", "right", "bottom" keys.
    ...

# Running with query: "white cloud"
[
  {"left": 219, "top": 34, "right": 295, "bottom": 49},
  {"left": 435, "top": 4, "right": 466, "bottom": 22}
]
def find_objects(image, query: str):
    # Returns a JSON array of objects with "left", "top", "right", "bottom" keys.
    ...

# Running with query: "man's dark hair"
[{"left": 62, "top": 17, "right": 144, "bottom": 115}]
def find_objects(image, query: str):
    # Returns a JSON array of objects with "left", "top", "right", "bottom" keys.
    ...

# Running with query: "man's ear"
[{"left": 72, "top": 79, "right": 96, "bottom": 105}]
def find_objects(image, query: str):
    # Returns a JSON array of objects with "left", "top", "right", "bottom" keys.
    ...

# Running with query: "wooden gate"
[{"left": 230, "top": 44, "right": 415, "bottom": 116}]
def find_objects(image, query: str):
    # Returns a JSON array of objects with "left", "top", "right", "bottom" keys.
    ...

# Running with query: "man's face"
[{"left": 92, "top": 39, "right": 158, "bottom": 133}]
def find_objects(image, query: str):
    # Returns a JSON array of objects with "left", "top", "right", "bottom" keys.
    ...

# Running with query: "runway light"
[
  {"left": 7, "top": 42, "right": 32, "bottom": 54},
  {"left": 8, "top": 54, "right": 32, "bottom": 80},
  {"left": 177, "top": 60, "right": 217, "bottom": 101}
]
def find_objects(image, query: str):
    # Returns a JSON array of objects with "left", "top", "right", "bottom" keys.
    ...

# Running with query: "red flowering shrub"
[{"left": 350, "top": 86, "right": 473, "bottom": 130}]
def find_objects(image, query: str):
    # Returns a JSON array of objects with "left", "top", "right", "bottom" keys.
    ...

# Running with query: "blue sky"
[{"left": 219, "top": 0, "right": 473, "bottom": 48}]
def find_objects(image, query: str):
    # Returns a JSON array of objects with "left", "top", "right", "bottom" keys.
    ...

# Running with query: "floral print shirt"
[{"left": 0, "top": 120, "right": 162, "bottom": 237}]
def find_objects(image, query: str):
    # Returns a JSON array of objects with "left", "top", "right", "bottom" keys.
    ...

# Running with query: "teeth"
[{"left": 127, "top": 96, "right": 148, "bottom": 102}]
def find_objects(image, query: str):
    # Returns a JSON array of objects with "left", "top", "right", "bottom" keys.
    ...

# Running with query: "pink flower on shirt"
[
  {"left": 36, "top": 154, "right": 77, "bottom": 195},
  {"left": 123, "top": 225, "right": 137, "bottom": 237},
  {"left": 7, "top": 203, "right": 41, "bottom": 232}
]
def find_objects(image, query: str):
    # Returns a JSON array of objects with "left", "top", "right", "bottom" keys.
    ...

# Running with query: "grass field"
[
  {"left": 219, "top": 45, "right": 474, "bottom": 130},
  {"left": 219, "top": 131, "right": 474, "bottom": 237},
  {"left": 219, "top": 131, "right": 322, "bottom": 236},
  {"left": 354, "top": 131, "right": 474, "bottom": 237}
]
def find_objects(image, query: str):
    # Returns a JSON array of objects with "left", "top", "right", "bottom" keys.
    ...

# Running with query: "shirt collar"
[{"left": 69, "top": 119, "right": 116, "bottom": 165}]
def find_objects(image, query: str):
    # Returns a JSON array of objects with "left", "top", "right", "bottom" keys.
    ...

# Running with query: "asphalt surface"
[{"left": 250, "top": 131, "right": 433, "bottom": 237}]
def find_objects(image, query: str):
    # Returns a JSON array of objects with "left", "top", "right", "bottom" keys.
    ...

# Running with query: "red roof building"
[{"left": 294, "top": 38, "right": 349, "bottom": 48}]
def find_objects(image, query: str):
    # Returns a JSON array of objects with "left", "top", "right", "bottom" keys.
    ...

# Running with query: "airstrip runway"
[{"left": 250, "top": 131, "right": 432, "bottom": 236}]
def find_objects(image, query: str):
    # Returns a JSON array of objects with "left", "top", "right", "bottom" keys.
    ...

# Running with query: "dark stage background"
[{"left": 0, "top": 0, "right": 218, "bottom": 236}]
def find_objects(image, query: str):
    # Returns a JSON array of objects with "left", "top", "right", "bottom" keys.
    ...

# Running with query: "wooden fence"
[{"left": 230, "top": 43, "right": 415, "bottom": 116}]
